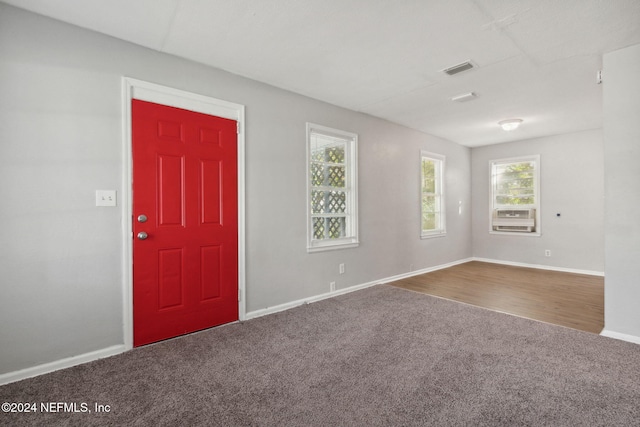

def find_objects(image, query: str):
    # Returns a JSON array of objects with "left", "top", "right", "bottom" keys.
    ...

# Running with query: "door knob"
[
  {"left": 137, "top": 214, "right": 148, "bottom": 223},
  {"left": 137, "top": 231, "right": 148, "bottom": 240}
]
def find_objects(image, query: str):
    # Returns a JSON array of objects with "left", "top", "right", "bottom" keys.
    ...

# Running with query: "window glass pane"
[
  {"left": 327, "top": 165, "right": 346, "bottom": 188},
  {"left": 310, "top": 164, "right": 346, "bottom": 188},
  {"left": 422, "top": 212, "right": 439, "bottom": 231},
  {"left": 326, "top": 146, "right": 345, "bottom": 164},
  {"left": 422, "top": 159, "right": 435, "bottom": 193},
  {"left": 311, "top": 136, "right": 345, "bottom": 164},
  {"left": 422, "top": 194, "right": 436, "bottom": 212},
  {"left": 327, "top": 191, "right": 346, "bottom": 213},
  {"left": 311, "top": 163, "right": 324, "bottom": 186},
  {"left": 313, "top": 217, "right": 325, "bottom": 240},
  {"left": 493, "top": 160, "right": 536, "bottom": 206},
  {"left": 496, "top": 178, "right": 534, "bottom": 196},
  {"left": 496, "top": 195, "right": 535, "bottom": 205},
  {"left": 310, "top": 135, "right": 328, "bottom": 158},
  {"left": 494, "top": 161, "right": 534, "bottom": 175},
  {"left": 310, "top": 147, "right": 325, "bottom": 162},
  {"left": 311, "top": 191, "right": 347, "bottom": 214},
  {"left": 327, "top": 217, "right": 346, "bottom": 239},
  {"left": 496, "top": 187, "right": 534, "bottom": 197},
  {"left": 313, "top": 216, "right": 347, "bottom": 240},
  {"left": 311, "top": 190, "right": 324, "bottom": 214}
]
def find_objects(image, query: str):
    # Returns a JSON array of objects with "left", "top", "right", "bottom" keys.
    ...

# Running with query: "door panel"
[
  {"left": 132, "top": 99, "right": 238, "bottom": 347},
  {"left": 158, "top": 248, "right": 184, "bottom": 310},
  {"left": 201, "top": 245, "right": 222, "bottom": 300},
  {"left": 157, "top": 154, "right": 185, "bottom": 226},
  {"left": 200, "top": 159, "right": 221, "bottom": 224}
]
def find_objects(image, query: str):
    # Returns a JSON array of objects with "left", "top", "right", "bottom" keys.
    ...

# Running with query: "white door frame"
[{"left": 121, "top": 77, "right": 246, "bottom": 349}]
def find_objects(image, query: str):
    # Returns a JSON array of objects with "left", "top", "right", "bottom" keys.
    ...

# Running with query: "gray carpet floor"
[{"left": 1, "top": 285, "right": 639, "bottom": 426}]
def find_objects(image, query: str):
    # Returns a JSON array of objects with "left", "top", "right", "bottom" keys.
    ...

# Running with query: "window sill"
[
  {"left": 421, "top": 231, "right": 446, "bottom": 240},
  {"left": 307, "top": 240, "right": 359, "bottom": 253},
  {"left": 489, "top": 231, "right": 541, "bottom": 237}
]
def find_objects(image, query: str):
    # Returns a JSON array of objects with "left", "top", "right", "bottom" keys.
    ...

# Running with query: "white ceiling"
[{"left": 4, "top": 0, "right": 640, "bottom": 146}]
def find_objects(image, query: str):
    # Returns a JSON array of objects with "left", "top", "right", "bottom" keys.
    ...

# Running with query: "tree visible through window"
[
  {"left": 307, "top": 123, "right": 358, "bottom": 252},
  {"left": 421, "top": 151, "right": 445, "bottom": 237},
  {"left": 493, "top": 160, "right": 536, "bottom": 207}
]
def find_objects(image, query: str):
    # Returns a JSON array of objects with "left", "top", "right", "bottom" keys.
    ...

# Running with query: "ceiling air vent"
[
  {"left": 441, "top": 60, "right": 476, "bottom": 76},
  {"left": 451, "top": 92, "right": 477, "bottom": 102}
]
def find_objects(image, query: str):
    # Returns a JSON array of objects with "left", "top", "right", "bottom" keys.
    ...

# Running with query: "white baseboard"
[
  {"left": 2, "top": 259, "right": 470, "bottom": 386},
  {"left": 245, "top": 280, "right": 379, "bottom": 320},
  {"left": 600, "top": 330, "right": 640, "bottom": 345},
  {"left": 0, "top": 256, "right": 608, "bottom": 385},
  {"left": 0, "top": 345, "right": 126, "bottom": 386},
  {"left": 245, "top": 258, "right": 473, "bottom": 320},
  {"left": 378, "top": 257, "right": 474, "bottom": 284},
  {"left": 472, "top": 257, "right": 604, "bottom": 277}
]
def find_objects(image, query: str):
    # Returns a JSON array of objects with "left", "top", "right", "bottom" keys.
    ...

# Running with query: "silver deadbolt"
[
  {"left": 137, "top": 214, "right": 148, "bottom": 223},
  {"left": 137, "top": 231, "right": 148, "bottom": 240}
]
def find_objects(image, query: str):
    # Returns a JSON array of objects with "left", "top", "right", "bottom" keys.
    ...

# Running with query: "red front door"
[{"left": 132, "top": 99, "right": 238, "bottom": 347}]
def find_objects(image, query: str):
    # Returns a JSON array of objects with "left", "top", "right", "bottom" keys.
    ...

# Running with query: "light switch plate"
[{"left": 96, "top": 190, "right": 117, "bottom": 207}]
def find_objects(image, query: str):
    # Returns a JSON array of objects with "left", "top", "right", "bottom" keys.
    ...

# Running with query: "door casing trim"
[{"left": 122, "top": 77, "right": 246, "bottom": 350}]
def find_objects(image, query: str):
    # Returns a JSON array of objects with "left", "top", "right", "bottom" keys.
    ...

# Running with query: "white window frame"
[
  {"left": 306, "top": 123, "right": 359, "bottom": 252},
  {"left": 489, "top": 155, "right": 541, "bottom": 236},
  {"left": 420, "top": 151, "right": 446, "bottom": 238}
]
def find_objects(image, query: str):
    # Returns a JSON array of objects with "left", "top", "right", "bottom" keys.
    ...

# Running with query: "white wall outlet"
[
  {"left": 339, "top": 263, "right": 345, "bottom": 274},
  {"left": 96, "top": 190, "right": 117, "bottom": 207},
  {"left": 330, "top": 281, "right": 336, "bottom": 292},
  {"left": 545, "top": 249, "right": 551, "bottom": 257}
]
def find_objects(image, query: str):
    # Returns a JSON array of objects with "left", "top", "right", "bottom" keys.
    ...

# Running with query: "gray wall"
[
  {"left": 0, "top": 4, "right": 471, "bottom": 375},
  {"left": 603, "top": 43, "right": 640, "bottom": 338},
  {"left": 471, "top": 130, "right": 605, "bottom": 273}
]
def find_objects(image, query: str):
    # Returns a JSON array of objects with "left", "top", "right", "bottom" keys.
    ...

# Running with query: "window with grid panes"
[
  {"left": 421, "top": 151, "right": 446, "bottom": 238},
  {"left": 307, "top": 123, "right": 358, "bottom": 252}
]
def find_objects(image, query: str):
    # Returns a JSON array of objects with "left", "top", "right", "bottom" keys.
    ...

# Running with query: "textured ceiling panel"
[
  {"left": 2, "top": 0, "right": 180, "bottom": 50},
  {"left": 161, "top": 0, "right": 523, "bottom": 110},
  {"left": 476, "top": 0, "right": 640, "bottom": 65},
  {"left": 362, "top": 54, "right": 602, "bottom": 146},
  {"left": 1, "top": 0, "right": 639, "bottom": 146}
]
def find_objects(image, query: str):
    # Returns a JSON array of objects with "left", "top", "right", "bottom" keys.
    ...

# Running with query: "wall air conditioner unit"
[{"left": 492, "top": 208, "right": 536, "bottom": 232}]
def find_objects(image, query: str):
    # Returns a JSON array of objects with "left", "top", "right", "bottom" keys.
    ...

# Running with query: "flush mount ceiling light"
[{"left": 498, "top": 119, "right": 523, "bottom": 131}]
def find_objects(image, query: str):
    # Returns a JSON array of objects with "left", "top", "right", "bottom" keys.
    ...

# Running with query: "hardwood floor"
[{"left": 388, "top": 261, "right": 604, "bottom": 334}]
